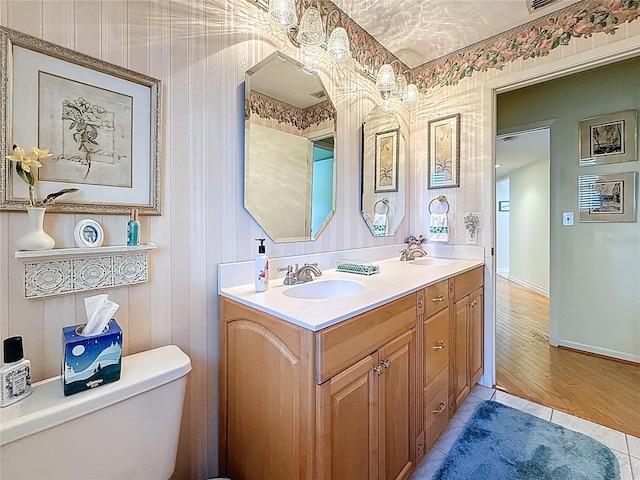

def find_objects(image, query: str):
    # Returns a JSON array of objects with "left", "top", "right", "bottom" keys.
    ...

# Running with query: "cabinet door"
[
  {"left": 317, "top": 354, "right": 379, "bottom": 480},
  {"left": 453, "top": 295, "right": 470, "bottom": 408},
  {"left": 468, "top": 288, "right": 484, "bottom": 387},
  {"left": 379, "top": 330, "right": 416, "bottom": 480}
]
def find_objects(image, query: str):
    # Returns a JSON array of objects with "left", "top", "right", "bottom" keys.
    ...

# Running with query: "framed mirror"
[
  {"left": 361, "top": 107, "right": 406, "bottom": 236},
  {"left": 244, "top": 51, "right": 337, "bottom": 243}
]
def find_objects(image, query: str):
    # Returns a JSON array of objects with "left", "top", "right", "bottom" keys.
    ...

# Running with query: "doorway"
[
  {"left": 490, "top": 57, "right": 640, "bottom": 437},
  {"left": 494, "top": 128, "right": 551, "bottom": 396}
]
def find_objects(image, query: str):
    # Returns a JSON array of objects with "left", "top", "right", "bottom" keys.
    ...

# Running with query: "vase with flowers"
[{"left": 6, "top": 145, "right": 79, "bottom": 251}]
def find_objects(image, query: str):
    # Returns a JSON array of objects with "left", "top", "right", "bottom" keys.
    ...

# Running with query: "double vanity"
[{"left": 218, "top": 250, "right": 485, "bottom": 479}]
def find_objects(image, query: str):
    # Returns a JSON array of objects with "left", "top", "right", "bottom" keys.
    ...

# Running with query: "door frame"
[{"left": 479, "top": 36, "right": 640, "bottom": 389}]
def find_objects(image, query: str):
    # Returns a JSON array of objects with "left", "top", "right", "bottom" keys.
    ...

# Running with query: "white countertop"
[{"left": 219, "top": 256, "right": 484, "bottom": 331}]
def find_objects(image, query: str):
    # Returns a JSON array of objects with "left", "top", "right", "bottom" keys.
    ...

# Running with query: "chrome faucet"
[
  {"left": 400, "top": 234, "right": 428, "bottom": 261},
  {"left": 400, "top": 248, "right": 428, "bottom": 261},
  {"left": 279, "top": 263, "right": 323, "bottom": 285}
]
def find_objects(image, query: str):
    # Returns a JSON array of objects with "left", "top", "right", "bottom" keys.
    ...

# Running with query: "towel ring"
[
  {"left": 428, "top": 195, "right": 450, "bottom": 214},
  {"left": 374, "top": 198, "right": 390, "bottom": 214}
]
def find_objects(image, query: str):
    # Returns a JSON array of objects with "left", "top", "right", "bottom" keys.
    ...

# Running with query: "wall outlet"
[{"left": 562, "top": 211, "right": 574, "bottom": 226}]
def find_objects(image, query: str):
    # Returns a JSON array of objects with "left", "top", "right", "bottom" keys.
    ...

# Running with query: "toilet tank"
[{"left": 0, "top": 345, "right": 191, "bottom": 480}]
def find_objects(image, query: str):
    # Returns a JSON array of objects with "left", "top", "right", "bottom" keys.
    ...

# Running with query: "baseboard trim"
[
  {"left": 557, "top": 341, "right": 640, "bottom": 365},
  {"left": 507, "top": 274, "right": 549, "bottom": 297}
]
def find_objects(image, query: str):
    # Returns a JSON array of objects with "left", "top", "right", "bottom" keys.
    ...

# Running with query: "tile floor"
[{"left": 410, "top": 385, "right": 640, "bottom": 479}]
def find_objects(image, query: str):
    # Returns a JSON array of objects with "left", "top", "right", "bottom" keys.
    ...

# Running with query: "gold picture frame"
[
  {"left": 427, "top": 113, "right": 460, "bottom": 189},
  {"left": 0, "top": 26, "right": 162, "bottom": 215},
  {"left": 374, "top": 128, "right": 399, "bottom": 193}
]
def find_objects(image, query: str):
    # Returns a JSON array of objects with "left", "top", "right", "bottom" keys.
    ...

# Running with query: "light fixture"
[
  {"left": 375, "top": 58, "right": 420, "bottom": 108},
  {"left": 326, "top": 26, "right": 351, "bottom": 63},
  {"left": 375, "top": 63, "right": 396, "bottom": 97},
  {"left": 298, "top": 6, "right": 324, "bottom": 46},
  {"left": 268, "top": 0, "right": 297, "bottom": 28},
  {"left": 266, "top": 0, "right": 352, "bottom": 65}
]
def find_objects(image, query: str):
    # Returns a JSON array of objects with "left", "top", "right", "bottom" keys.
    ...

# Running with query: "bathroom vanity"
[{"left": 219, "top": 256, "right": 484, "bottom": 480}]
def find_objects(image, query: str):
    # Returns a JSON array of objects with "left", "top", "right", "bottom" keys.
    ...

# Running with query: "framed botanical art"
[
  {"left": 0, "top": 26, "right": 162, "bottom": 214},
  {"left": 578, "top": 171, "right": 637, "bottom": 222},
  {"left": 427, "top": 113, "right": 460, "bottom": 189},
  {"left": 579, "top": 110, "right": 637, "bottom": 167},
  {"left": 374, "top": 128, "right": 399, "bottom": 193}
]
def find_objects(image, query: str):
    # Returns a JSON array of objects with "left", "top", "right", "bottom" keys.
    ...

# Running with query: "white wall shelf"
[{"left": 15, "top": 243, "right": 157, "bottom": 299}]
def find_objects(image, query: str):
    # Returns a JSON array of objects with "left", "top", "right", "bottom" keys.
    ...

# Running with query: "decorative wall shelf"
[{"left": 15, "top": 243, "right": 157, "bottom": 299}]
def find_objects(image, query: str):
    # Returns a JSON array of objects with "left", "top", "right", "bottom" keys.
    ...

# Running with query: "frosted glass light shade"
[
  {"left": 298, "top": 7, "right": 325, "bottom": 46},
  {"left": 268, "top": 0, "right": 297, "bottom": 28},
  {"left": 327, "top": 27, "right": 351, "bottom": 63},
  {"left": 403, "top": 84, "right": 419, "bottom": 105},
  {"left": 392, "top": 73, "right": 407, "bottom": 99},
  {"left": 376, "top": 64, "right": 396, "bottom": 93}
]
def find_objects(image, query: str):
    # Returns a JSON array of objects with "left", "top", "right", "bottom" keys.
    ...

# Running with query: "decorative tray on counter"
[{"left": 335, "top": 259, "right": 380, "bottom": 276}]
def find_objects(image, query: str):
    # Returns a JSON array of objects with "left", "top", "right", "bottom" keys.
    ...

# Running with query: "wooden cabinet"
[
  {"left": 220, "top": 293, "right": 417, "bottom": 480},
  {"left": 220, "top": 265, "right": 484, "bottom": 479},
  {"left": 317, "top": 329, "right": 416, "bottom": 480},
  {"left": 219, "top": 299, "right": 316, "bottom": 480},
  {"left": 421, "top": 280, "right": 451, "bottom": 451},
  {"left": 450, "top": 267, "right": 484, "bottom": 411}
]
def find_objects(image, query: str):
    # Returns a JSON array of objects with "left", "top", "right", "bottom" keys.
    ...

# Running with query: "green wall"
[{"left": 497, "top": 57, "right": 640, "bottom": 362}]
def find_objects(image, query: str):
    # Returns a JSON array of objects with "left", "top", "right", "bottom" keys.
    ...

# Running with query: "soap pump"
[{"left": 254, "top": 238, "right": 269, "bottom": 292}]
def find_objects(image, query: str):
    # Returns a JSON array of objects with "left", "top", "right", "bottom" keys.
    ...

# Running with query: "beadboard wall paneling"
[{"left": 0, "top": 1, "right": 408, "bottom": 478}]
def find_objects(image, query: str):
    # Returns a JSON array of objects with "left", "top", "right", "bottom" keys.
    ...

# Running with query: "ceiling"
[
  {"left": 495, "top": 129, "right": 549, "bottom": 177},
  {"left": 332, "top": 0, "right": 579, "bottom": 68}
]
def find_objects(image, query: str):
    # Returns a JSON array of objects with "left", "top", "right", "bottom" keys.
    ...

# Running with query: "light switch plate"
[{"left": 562, "top": 211, "right": 574, "bottom": 226}]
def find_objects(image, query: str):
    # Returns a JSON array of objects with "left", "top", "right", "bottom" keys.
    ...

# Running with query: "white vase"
[{"left": 15, "top": 207, "right": 55, "bottom": 251}]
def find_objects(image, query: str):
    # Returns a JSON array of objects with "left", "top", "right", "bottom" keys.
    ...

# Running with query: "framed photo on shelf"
[
  {"left": 73, "top": 219, "right": 104, "bottom": 248},
  {"left": 374, "top": 128, "right": 399, "bottom": 193},
  {"left": 0, "top": 26, "right": 162, "bottom": 215},
  {"left": 427, "top": 113, "right": 460, "bottom": 189},
  {"left": 578, "top": 171, "right": 637, "bottom": 222},
  {"left": 579, "top": 110, "right": 637, "bottom": 167}
]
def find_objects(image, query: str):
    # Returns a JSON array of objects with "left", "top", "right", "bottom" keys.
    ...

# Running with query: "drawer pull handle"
[
  {"left": 432, "top": 340, "right": 446, "bottom": 350},
  {"left": 471, "top": 299, "right": 478, "bottom": 307},
  {"left": 373, "top": 366, "right": 382, "bottom": 376},
  {"left": 380, "top": 359, "right": 390, "bottom": 369},
  {"left": 432, "top": 295, "right": 445, "bottom": 302},
  {"left": 432, "top": 402, "right": 446, "bottom": 414}
]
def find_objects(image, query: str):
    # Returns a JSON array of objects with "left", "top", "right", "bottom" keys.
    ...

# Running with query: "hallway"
[{"left": 495, "top": 276, "right": 640, "bottom": 438}]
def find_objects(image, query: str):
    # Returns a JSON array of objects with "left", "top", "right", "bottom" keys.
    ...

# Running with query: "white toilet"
[{"left": 0, "top": 345, "right": 191, "bottom": 480}]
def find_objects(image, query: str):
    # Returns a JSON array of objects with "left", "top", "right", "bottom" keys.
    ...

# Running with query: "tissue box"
[{"left": 62, "top": 319, "right": 123, "bottom": 396}]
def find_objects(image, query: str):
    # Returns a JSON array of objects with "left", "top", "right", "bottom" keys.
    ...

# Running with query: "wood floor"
[{"left": 495, "top": 276, "right": 640, "bottom": 438}]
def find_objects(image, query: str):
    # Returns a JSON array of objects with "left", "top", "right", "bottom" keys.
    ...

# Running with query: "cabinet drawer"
[
  {"left": 425, "top": 381, "right": 449, "bottom": 449},
  {"left": 453, "top": 266, "right": 483, "bottom": 302},
  {"left": 316, "top": 293, "right": 416, "bottom": 384},
  {"left": 424, "top": 280, "right": 449, "bottom": 317},
  {"left": 425, "top": 309, "right": 449, "bottom": 387}
]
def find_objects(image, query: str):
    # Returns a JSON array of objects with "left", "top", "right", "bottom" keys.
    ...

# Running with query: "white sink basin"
[
  {"left": 410, "top": 258, "right": 454, "bottom": 267},
  {"left": 282, "top": 279, "right": 364, "bottom": 300}
]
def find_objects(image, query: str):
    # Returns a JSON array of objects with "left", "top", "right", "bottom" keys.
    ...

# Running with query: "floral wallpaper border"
[
  {"left": 248, "top": 91, "right": 335, "bottom": 130},
  {"left": 409, "top": 0, "right": 640, "bottom": 90},
  {"left": 248, "top": 0, "right": 639, "bottom": 92}
]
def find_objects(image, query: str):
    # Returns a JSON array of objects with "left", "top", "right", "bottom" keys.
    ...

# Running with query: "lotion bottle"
[
  {"left": 1, "top": 336, "right": 32, "bottom": 407},
  {"left": 255, "top": 238, "right": 269, "bottom": 292},
  {"left": 127, "top": 208, "right": 140, "bottom": 246}
]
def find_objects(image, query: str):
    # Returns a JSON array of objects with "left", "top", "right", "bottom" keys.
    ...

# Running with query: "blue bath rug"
[{"left": 434, "top": 400, "right": 620, "bottom": 480}]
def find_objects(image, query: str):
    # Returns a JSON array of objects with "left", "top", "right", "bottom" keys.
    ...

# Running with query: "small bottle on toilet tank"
[{"left": 1, "top": 336, "right": 32, "bottom": 407}]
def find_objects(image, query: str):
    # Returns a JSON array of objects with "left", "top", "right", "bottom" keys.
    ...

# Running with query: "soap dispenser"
[
  {"left": 1, "top": 336, "right": 32, "bottom": 407},
  {"left": 255, "top": 238, "right": 269, "bottom": 292}
]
